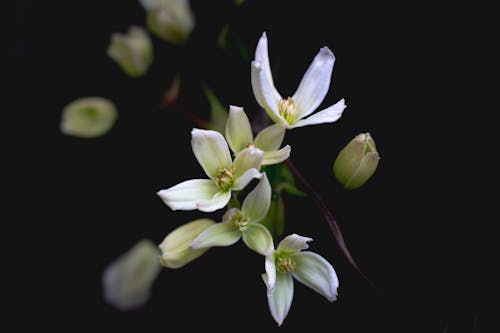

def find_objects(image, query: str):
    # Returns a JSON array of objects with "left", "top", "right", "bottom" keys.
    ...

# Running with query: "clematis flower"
[
  {"left": 190, "top": 174, "right": 273, "bottom": 255},
  {"left": 157, "top": 128, "right": 263, "bottom": 212},
  {"left": 226, "top": 105, "right": 290, "bottom": 166},
  {"left": 251, "top": 32, "right": 346, "bottom": 129},
  {"left": 262, "top": 234, "right": 339, "bottom": 326}
]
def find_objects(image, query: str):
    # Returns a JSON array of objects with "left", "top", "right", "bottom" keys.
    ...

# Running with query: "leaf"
[
  {"left": 261, "top": 192, "right": 285, "bottom": 240},
  {"left": 202, "top": 86, "right": 228, "bottom": 134}
]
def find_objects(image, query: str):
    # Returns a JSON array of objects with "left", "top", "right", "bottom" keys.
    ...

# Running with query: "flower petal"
[
  {"left": 251, "top": 61, "right": 285, "bottom": 125},
  {"left": 225, "top": 105, "right": 253, "bottom": 153},
  {"left": 254, "top": 32, "right": 281, "bottom": 100},
  {"left": 292, "top": 47, "right": 335, "bottom": 120},
  {"left": 266, "top": 271, "right": 294, "bottom": 326},
  {"left": 262, "top": 145, "right": 291, "bottom": 166},
  {"left": 241, "top": 173, "right": 271, "bottom": 222},
  {"left": 191, "top": 128, "right": 232, "bottom": 179},
  {"left": 233, "top": 168, "right": 262, "bottom": 191},
  {"left": 233, "top": 146, "right": 264, "bottom": 180},
  {"left": 288, "top": 98, "right": 346, "bottom": 129},
  {"left": 254, "top": 124, "right": 286, "bottom": 152},
  {"left": 157, "top": 179, "right": 220, "bottom": 211},
  {"left": 196, "top": 190, "right": 232, "bottom": 212},
  {"left": 277, "top": 233, "right": 313, "bottom": 254},
  {"left": 292, "top": 251, "right": 339, "bottom": 302},
  {"left": 190, "top": 221, "right": 241, "bottom": 250},
  {"left": 159, "top": 219, "right": 215, "bottom": 268},
  {"left": 242, "top": 223, "right": 274, "bottom": 255},
  {"left": 263, "top": 254, "right": 276, "bottom": 291}
]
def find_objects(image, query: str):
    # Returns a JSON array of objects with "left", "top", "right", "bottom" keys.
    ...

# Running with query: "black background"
[{"left": 6, "top": 0, "right": 486, "bottom": 332}]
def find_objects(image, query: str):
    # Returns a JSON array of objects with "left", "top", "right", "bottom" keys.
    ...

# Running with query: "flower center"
[
  {"left": 276, "top": 255, "right": 296, "bottom": 273},
  {"left": 279, "top": 97, "right": 298, "bottom": 124},
  {"left": 223, "top": 208, "right": 250, "bottom": 231},
  {"left": 215, "top": 167, "right": 234, "bottom": 191}
]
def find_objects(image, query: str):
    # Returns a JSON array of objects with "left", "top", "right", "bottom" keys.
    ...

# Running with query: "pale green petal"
[
  {"left": 251, "top": 61, "right": 285, "bottom": 125},
  {"left": 232, "top": 168, "right": 262, "bottom": 191},
  {"left": 292, "top": 47, "right": 335, "bottom": 120},
  {"left": 191, "top": 128, "right": 232, "bottom": 179},
  {"left": 292, "top": 251, "right": 339, "bottom": 302},
  {"left": 195, "top": 190, "right": 232, "bottom": 212},
  {"left": 266, "top": 271, "right": 294, "bottom": 326},
  {"left": 264, "top": 254, "right": 276, "bottom": 291},
  {"left": 344, "top": 152, "right": 379, "bottom": 190},
  {"left": 159, "top": 219, "right": 215, "bottom": 268},
  {"left": 190, "top": 221, "right": 241, "bottom": 250},
  {"left": 288, "top": 99, "right": 346, "bottom": 129},
  {"left": 242, "top": 223, "right": 273, "bottom": 255},
  {"left": 233, "top": 146, "right": 264, "bottom": 179},
  {"left": 60, "top": 97, "right": 117, "bottom": 138},
  {"left": 102, "top": 239, "right": 161, "bottom": 310},
  {"left": 276, "top": 233, "right": 313, "bottom": 254},
  {"left": 262, "top": 145, "right": 291, "bottom": 166},
  {"left": 225, "top": 105, "right": 253, "bottom": 153},
  {"left": 254, "top": 124, "right": 286, "bottom": 152},
  {"left": 157, "top": 179, "right": 220, "bottom": 211},
  {"left": 241, "top": 173, "right": 271, "bottom": 222}
]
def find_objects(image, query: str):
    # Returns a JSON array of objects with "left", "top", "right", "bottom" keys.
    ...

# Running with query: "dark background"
[{"left": 6, "top": 0, "right": 485, "bottom": 332}]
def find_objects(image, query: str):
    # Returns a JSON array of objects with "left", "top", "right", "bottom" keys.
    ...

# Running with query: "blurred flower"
[
  {"left": 157, "top": 128, "right": 263, "bottom": 212},
  {"left": 60, "top": 96, "right": 117, "bottom": 138},
  {"left": 140, "top": 0, "right": 195, "bottom": 44},
  {"left": 333, "top": 132, "right": 380, "bottom": 190},
  {"left": 107, "top": 26, "right": 153, "bottom": 77},
  {"left": 163, "top": 75, "right": 181, "bottom": 106},
  {"left": 251, "top": 32, "right": 346, "bottom": 129},
  {"left": 102, "top": 239, "right": 162, "bottom": 311},
  {"left": 262, "top": 234, "right": 339, "bottom": 326},
  {"left": 190, "top": 174, "right": 273, "bottom": 255},
  {"left": 226, "top": 105, "right": 290, "bottom": 166},
  {"left": 159, "top": 219, "right": 216, "bottom": 268}
]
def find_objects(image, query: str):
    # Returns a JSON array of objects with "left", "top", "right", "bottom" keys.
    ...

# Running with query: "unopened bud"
[
  {"left": 333, "top": 133, "right": 380, "bottom": 190},
  {"left": 159, "top": 219, "right": 215, "bottom": 268}
]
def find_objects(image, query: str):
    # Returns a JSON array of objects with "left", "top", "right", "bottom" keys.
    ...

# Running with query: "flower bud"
[
  {"left": 333, "top": 133, "right": 380, "bottom": 190},
  {"left": 159, "top": 219, "right": 215, "bottom": 268},
  {"left": 60, "top": 96, "right": 117, "bottom": 138},
  {"left": 102, "top": 239, "right": 162, "bottom": 311},
  {"left": 140, "top": 0, "right": 195, "bottom": 44},
  {"left": 107, "top": 26, "right": 153, "bottom": 77}
]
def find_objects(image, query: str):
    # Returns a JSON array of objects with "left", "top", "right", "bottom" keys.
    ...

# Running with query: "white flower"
[
  {"left": 190, "top": 174, "right": 273, "bottom": 255},
  {"left": 226, "top": 105, "right": 291, "bottom": 166},
  {"left": 102, "top": 239, "right": 162, "bottom": 311},
  {"left": 251, "top": 32, "right": 346, "bottom": 129},
  {"left": 262, "top": 234, "right": 339, "bottom": 326},
  {"left": 157, "top": 128, "right": 263, "bottom": 212}
]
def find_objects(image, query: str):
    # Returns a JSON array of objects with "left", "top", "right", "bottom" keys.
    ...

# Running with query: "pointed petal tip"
[
  {"left": 229, "top": 105, "right": 244, "bottom": 113},
  {"left": 320, "top": 46, "right": 335, "bottom": 58}
]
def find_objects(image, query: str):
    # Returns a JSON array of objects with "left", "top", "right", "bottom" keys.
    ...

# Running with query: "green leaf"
[
  {"left": 202, "top": 86, "right": 228, "bottom": 134},
  {"left": 261, "top": 192, "right": 285, "bottom": 240}
]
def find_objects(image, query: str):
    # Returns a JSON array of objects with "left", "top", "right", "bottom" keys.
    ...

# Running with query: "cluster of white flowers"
[{"left": 155, "top": 32, "right": 346, "bottom": 326}]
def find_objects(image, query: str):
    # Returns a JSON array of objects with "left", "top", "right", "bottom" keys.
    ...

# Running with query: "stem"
[{"left": 285, "top": 159, "right": 376, "bottom": 289}]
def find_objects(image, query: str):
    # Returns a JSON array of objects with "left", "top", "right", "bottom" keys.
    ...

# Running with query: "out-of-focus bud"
[
  {"left": 60, "top": 96, "right": 117, "bottom": 138},
  {"left": 140, "top": 0, "right": 195, "bottom": 44},
  {"left": 102, "top": 239, "right": 162, "bottom": 311},
  {"left": 107, "top": 26, "right": 153, "bottom": 77},
  {"left": 159, "top": 219, "right": 215, "bottom": 268},
  {"left": 333, "top": 132, "right": 380, "bottom": 190}
]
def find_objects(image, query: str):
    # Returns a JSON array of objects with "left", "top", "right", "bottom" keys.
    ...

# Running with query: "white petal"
[
  {"left": 157, "top": 179, "right": 220, "bottom": 211},
  {"left": 251, "top": 61, "right": 285, "bottom": 125},
  {"left": 196, "top": 190, "right": 232, "bottom": 212},
  {"left": 190, "top": 221, "right": 241, "bottom": 250},
  {"left": 233, "top": 146, "right": 263, "bottom": 180},
  {"left": 254, "top": 124, "right": 286, "bottom": 152},
  {"left": 254, "top": 32, "right": 281, "bottom": 100},
  {"left": 241, "top": 173, "right": 271, "bottom": 222},
  {"left": 233, "top": 168, "right": 262, "bottom": 191},
  {"left": 266, "top": 272, "right": 294, "bottom": 326},
  {"left": 292, "top": 47, "right": 335, "bottom": 120},
  {"left": 225, "top": 105, "right": 253, "bottom": 153},
  {"left": 242, "top": 223, "right": 274, "bottom": 255},
  {"left": 262, "top": 145, "right": 291, "bottom": 166},
  {"left": 288, "top": 98, "right": 346, "bottom": 129},
  {"left": 264, "top": 254, "right": 276, "bottom": 291},
  {"left": 292, "top": 251, "right": 339, "bottom": 302},
  {"left": 277, "top": 233, "right": 313, "bottom": 254},
  {"left": 191, "top": 128, "right": 232, "bottom": 179}
]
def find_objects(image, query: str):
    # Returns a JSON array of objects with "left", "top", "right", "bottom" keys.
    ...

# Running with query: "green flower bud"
[
  {"left": 60, "top": 97, "right": 117, "bottom": 138},
  {"left": 107, "top": 26, "right": 153, "bottom": 77},
  {"left": 159, "top": 219, "right": 215, "bottom": 268},
  {"left": 333, "top": 133, "right": 380, "bottom": 190}
]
